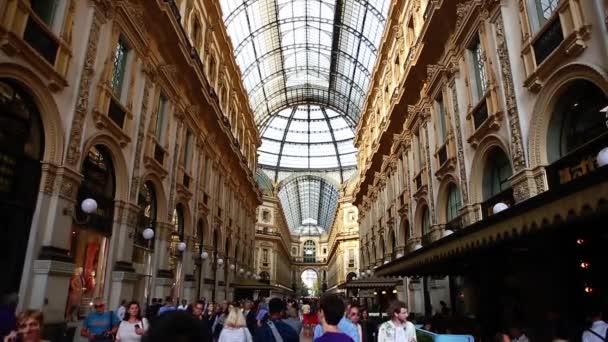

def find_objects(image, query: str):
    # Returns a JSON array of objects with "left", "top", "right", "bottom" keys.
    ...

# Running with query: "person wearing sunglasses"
[{"left": 81, "top": 298, "right": 120, "bottom": 341}]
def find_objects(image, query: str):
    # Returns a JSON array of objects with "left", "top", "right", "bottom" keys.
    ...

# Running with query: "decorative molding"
[
  {"left": 65, "top": 9, "right": 102, "bottom": 167},
  {"left": 451, "top": 82, "right": 469, "bottom": 204},
  {"left": 494, "top": 14, "right": 526, "bottom": 172}
]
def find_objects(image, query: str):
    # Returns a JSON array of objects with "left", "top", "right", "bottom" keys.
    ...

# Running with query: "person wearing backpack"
[
  {"left": 253, "top": 298, "right": 298, "bottom": 342},
  {"left": 583, "top": 309, "right": 608, "bottom": 342},
  {"left": 81, "top": 297, "right": 120, "bottom": 342}
]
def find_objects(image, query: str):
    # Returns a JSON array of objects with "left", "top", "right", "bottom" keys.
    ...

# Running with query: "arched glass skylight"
[
  {"left": 277, "top": 174, "right": 339, "bottom": 235},
  {"left": 258, "top": 105, "right": 357, "bottom": 181},
  {"left": 219, "top": 0, "right": 390, "bottom": 132}
]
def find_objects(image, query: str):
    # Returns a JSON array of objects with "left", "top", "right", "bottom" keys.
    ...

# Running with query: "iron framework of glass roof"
[
  {"left": 277, "top": 174, "right": 340, "bottom": 235},
  {"left": 220, "top": 0, "right": 390, "bottom": 126},
  {"left": 258, "top": 104, "right": 357, "bottom": 181}
]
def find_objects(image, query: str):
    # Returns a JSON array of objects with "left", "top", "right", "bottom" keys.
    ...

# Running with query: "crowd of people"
[{"left": 2, "top": 292, "right": 607, "bottom": 342}]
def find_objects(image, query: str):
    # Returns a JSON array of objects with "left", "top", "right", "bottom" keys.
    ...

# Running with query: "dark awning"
[
  {"left": 375, "top": 167, "right": 608, "bottom": 277},
  {"left": 339, "top": 276, "right": 401, "bottom": 289}
]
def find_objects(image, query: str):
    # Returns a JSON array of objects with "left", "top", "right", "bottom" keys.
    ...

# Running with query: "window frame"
[
  {"left": 111, "top": 36, "right": 132, "bottom": 102},
  {"left": 468, "top": 35, "right": 487, "bottom": 104}
]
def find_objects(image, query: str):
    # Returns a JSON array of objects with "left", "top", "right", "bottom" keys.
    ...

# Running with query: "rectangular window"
[
  {"left": 262, "top": 249, "right": 269, "bottom": 265},
  {"left": 348, "top": 249, "right": 355, "bottom": 268},
  {"left": 155, "top": 95, "right": 167, "bottom": 142},
  {"left": 469, "top": 37, "right": 487, "bottom": 103},
  {"left": 415, "top": 130, "right": 424, "bottom": 170},
  {"left": 111, "top": 37, "right": 130, "bottom": 99},
  {"left": 31, "top": 0, "right": 60, "bottom": 27},
  {"left": 435, "top": 95, "right": 447, "bottom": 145},
  {"left": 534, "top": 0, "right": 559, "bottom": 27},
  {"left": 184, "top": 129, "right": 194, "bottom": 170}
]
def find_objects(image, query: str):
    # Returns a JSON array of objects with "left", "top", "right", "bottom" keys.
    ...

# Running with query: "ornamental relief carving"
[
  {"left": 65, "top": 10, "right": 102, "bottom": 167},
  {"left": 451, "top": 82, "right": 469, "bottom": 204},
  {"left": 494, "top": 14, "right": 526, "bottom": 172}
]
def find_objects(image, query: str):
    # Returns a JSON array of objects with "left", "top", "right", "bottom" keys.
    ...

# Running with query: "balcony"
[
  {"left": 23, "top": 15, "right": 58, "bottom": 65},
  {"left": 472, "top": 100, "right": 489, "bottom": 131},
  {"left": 532, "top": 16, "right": 563, "bottom": 66},
  {"left": 421, "top": 232, "right": 434, "bottom": 246},
  {"left": 545, "top": 133, "right": 608, "bottom": 189},
  {"left": 108, "top": 97, "right": 127, "bottom": 129}
]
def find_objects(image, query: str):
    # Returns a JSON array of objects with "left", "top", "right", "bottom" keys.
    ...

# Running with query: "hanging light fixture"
[
  {"left": 597, "top": 147, "right": 608, "bottom": 167},
  {"left": 492, "top": 202, "right": 509, "bottom": 214},
  {"left": 142, "top": 226, "right": 155, "bottom": 240},
  {"left": 442, "top": 229, "right": 453, "bottom": 237},
  {"left": 200, "top": 251, "right": 209, "bottom": 259},
  {"left": 81, "top": 198, "right": 98, "bottom": 214},
  {"left": 177, "top": 242, "right": 187, "bottom": 252}
]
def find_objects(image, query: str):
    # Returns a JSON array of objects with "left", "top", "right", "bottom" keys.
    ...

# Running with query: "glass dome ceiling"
[
  {"left": 219, "top": 0, "right": 390, "bottom": 126},
  {"left": 258, "top": 105, "right": 357, "bottom": 181},
  {"left": 277, "top": 174, "right": 340, "bottom": 235}
]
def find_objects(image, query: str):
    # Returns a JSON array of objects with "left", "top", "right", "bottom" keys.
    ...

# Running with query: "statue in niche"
[{"left": 65, "top": 267, "right": 86, "bottom": 321}]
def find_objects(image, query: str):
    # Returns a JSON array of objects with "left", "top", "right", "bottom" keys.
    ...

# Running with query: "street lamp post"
[{"left": 142, "top": 226, "right": 155, "bottom": 307}]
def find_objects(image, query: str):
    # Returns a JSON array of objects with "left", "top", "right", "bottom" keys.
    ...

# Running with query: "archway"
[
  {"left": 0, "top": 79, "right": 44, "bottom": 298},
  {"left": 68, "top": 145, "right": 116, "bottom": 319},
  {"left": 301, "top": 269, "right": 319, "bottom": 297}
]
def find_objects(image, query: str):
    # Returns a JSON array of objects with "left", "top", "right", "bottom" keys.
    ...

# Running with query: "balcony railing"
[
  {"left": 545, "top": 132, "right": 608, "bottom": 188},
  {"left": 533, "top": 17, "right": 564, "bottom": 65},
  {"left": 481, "top": 188, "right": 514, "bottom": 219},
  {"left": 472, "top": 100, "right": 489, "bottom": 131},
  {"left": 153, "top": 143, "right": 164, "bottom": 165},
  {"left": 108, "top": 97, "right": 126, "bottom": 129},
  {"left": 23, "top": 15, "right": 58, "bottom": 65},
  {"left": 445, "top": 216, "right": 463, "bottom": 232},
  {"left": 421, "top": 232, "right": 433, "bottom": 246},
  {"left": 437, "top": 144, "right": 448, "bottom": 167}
]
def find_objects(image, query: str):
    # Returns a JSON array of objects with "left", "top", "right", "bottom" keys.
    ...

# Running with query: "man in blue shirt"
[
  {"left": 254, "top": 298, "right": 299, "bottom": 342},
  {"left": 314, "top": 294, "right": 354, "bottom": 342},
  {"left": 158, "top": 296, "right": 176, "bottom": 315},
  {"left": 314, "top": 302, "right": 360, "bottom": 342},
  {"left": 81, "top": 298, "right": 120, "bottom": 342}
]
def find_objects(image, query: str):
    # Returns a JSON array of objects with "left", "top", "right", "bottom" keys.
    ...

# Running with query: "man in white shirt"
[
  {"left": 377, "top": 301, "right": 416, "bottom": 342},
  {"left": 583, "top": 310, "right": 608, "bottom": 342}
]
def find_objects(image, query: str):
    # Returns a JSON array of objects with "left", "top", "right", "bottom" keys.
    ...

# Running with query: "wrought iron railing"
[
  {"left": 23, "top": 15, "right": 58, "bottom": 65},
  {"left": 472, "top": 100, "right": 489, "bottom": 131},
  {"left": 153, "top": 143, "right": 164, "bottom": 165},
  {"left": 437, "top": 144, "right": 448, "bottom": 167},
  {"left": 533, "top": 17, "right": 564, "bottom": 65},
  {"left": 108, "top": 97, "right": 126, "bottom": 129}
]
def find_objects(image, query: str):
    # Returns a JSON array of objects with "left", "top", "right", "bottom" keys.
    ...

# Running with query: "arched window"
[
  {"left": 390, "top": 231, "right": 397, "bottom": 258},
  {"left": 446, "top": 184, "right": 462, "bottom": 223},
  {"left": 303, "top": 240, "right": 316, "bottom": 263},
  {"left": 135, "top": 181, "right": 156, "bottom": 249},
  {"left": 482, "top": 148, "right": 512, "bottom": 200},
  {"left": 0, "top": 79, "right": 44, "bottom": 297},
  {"left": 548, "top": 80, "right": 608, "bottom": 162},
  {"left": 421, "top": 207, "right": 431, "bottom": 236}
]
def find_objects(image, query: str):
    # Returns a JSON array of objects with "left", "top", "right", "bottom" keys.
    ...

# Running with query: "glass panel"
[
  {"left": 435, "top": 95, "right": 447, "bottom": 144},
  {"left": 31, "top": 0, "right": 59, "bottom": 27},
  {"left": 155, "top": 95, "right": 167, "bottom": 142},
  {"left": 483, "top": 149, "right": 513, "bottom": 199},
  {"left": 446, "top": 185, "right": 462, "bottom": 222},
  {"left": 470, "top": 37, "right": 487, "bottom": 101},
  {"left": 535, "top": 0, "right": 559, "bottom": 24},
  {"left": 111, "top": 37, "right": 130, "bottom": 99}
]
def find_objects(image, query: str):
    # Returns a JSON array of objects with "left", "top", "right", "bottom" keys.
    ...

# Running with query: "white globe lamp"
[
  {"left": 81, "top": 198, "right": 98, "bottom": 214},
  {"left": 142, "top": 228, "right": 155, "bottom": 240},
  {"left": 442, "top": 229, "right": 454, "bottom": 238},
  {"left": 200, "top": 251, "right": 209, "bottom": 259},
  {"left": 414, "top": 243, "right": 423, "bottom": 250},
  {"left": 366, "top": 269, "right": 372, "bottom": 275},
  {"left": 493, "top": 202, "right": 509, "bottom": 214},
  {"left": 230, "top": 264, "right": 235, "bottom": 271},
  {"left": 217, "top": 258, "right": 224, "bottom": 266},
  {"left": 177, "top": 242, "right": 187, "bottom": 252},
  {"left": 597, "top": 147, "right": 608, "bottom": 167}
]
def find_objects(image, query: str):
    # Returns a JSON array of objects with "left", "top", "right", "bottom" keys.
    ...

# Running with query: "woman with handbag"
[{"left": 116, "top": 301, "right": 149, "bottom": 341}]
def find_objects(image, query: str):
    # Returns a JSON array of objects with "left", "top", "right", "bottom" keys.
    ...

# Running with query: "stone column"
[
  {"left": 153, "top": 222, "right": 173, "bottom": 298},
  {"left": 106, "top": 201, "right": 138, "bottom": 310},
  {"left": 20, "top": 165, "right": 82, "bottom": 323}
]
